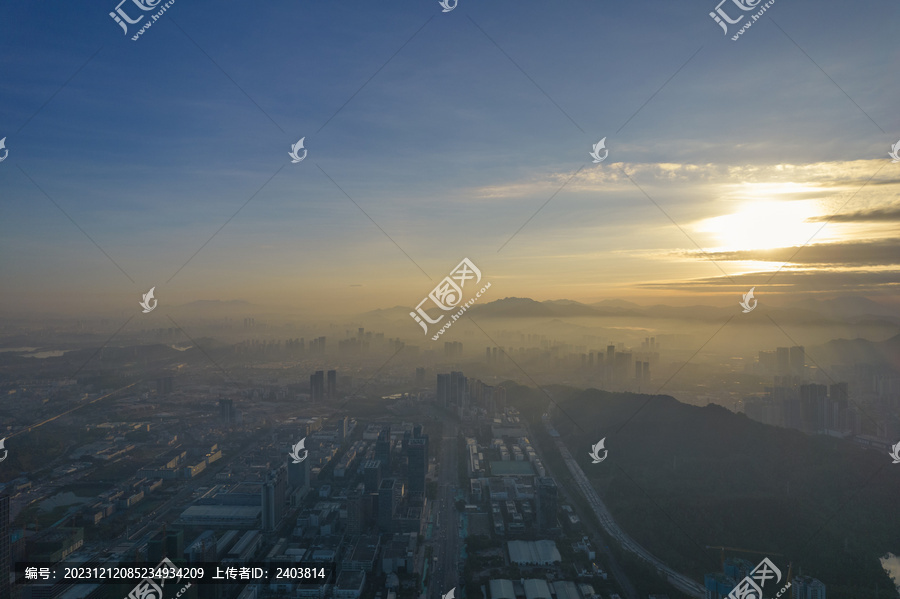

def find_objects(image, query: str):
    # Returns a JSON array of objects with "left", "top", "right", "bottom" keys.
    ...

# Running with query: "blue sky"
[{"left": 1, "top": 0, "right": 898, "bottom": 316}]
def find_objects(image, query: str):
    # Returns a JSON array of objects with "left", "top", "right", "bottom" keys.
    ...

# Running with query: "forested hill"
[{"left": 512, "top": 384, "right": 900, "bottom": 599}]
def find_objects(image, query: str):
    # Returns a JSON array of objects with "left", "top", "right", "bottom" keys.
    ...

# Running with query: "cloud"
[
  {"left": 808, "top": 207, "right": 900, "bottom": 223},
  {"left": 469, "top": 159, "right": 899, "bottom": 200},
  {"left": 641, "top": 268, "right": 900, "bottom": 293},
  {"left": 685, "top": 239, "right": 900, "bottom": 267}
]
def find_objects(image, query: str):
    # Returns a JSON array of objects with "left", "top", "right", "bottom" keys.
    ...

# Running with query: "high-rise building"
[
  {"left": 310, "top": 371, "right": 325, "bottom": 401},
  {"left": 790, "top": 346, "right": 805, "bottom": 375},
  {"left": 827, "top": 383, "right": 849, "bottom": 431},
  {"left": 704, "top": 573, "right": 736, "bottom": 599},
  {"left": 450, "top": 371, "right": 467, "bottom": 407},
  {"left": 364, "top": 460, "right": 383, "bottom": 493},
  {"left": 407, "top": 437, "right": 428, "bottom": 497},
  {"left": 799, "top": 384, "right": 828, "bottom": 432},
  {"left": 535, "top": 477, "right": 558, "bottom": 532},
  {"left": 776, "top": 347, "right": 791, "bottom": 376},
  {"left": 346, "top": 483, "right": 365, "bottom": 536},
  {"left": 287, "top": 455, "right": 310, "bottom": 492},
  {"left": 436, "top": 374, "right": 450, "bottom": 407},
  {"left": 792, "top": 575, "right": 826, "bottom": 599},
  {"left": 262, "top": 466, "right": 286, "bottom": 532},
  {"left": 375, "top": 427, "right": 392, "bottom": 468},
  {"left": 157, "top": 376, "right": 173, "bottom": 395},
  {"left": 415, "top": 367, "right": 426, "bottom": 386},
  {"left": 218, "top": 398, "right": 235, "bottom": 424},
  {"left": 377, "top": 478, "right": 400, "bottom": 532},
  {"left": 149, "top": 529, "right": 183, "bottom": 562},
  {"left": 185, "top": 530, "right": 217, "bottom": 563},
  {"left": 327, "top": 370, "right": 337, "bottom": 399},
  {"left": 0, "top": 495, "right": 8, "bottom": 599}
]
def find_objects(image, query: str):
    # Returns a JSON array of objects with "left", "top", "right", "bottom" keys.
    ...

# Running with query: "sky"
[{"left": 1, "top": 0, "right": 899, "bottom": 317}]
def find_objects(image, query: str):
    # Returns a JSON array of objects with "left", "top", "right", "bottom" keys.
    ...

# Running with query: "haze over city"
[{"left": 1, "top": 0, "right": 898, "bottom": 598}]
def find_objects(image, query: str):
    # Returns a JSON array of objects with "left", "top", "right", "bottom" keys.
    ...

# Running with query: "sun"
[{"left": 695, "top": 199, "right": 827, "bottom": 252}]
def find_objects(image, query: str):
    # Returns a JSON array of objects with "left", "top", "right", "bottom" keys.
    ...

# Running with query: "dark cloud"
[
  {"left": 698, "top": 239, "right": 900, "bottom": 266},
  {"left": 807, "top": 207, "right": 900, "bottom": 223}
]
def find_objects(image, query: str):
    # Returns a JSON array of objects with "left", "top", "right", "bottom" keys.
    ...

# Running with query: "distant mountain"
[
  {"left": 813, "top": 332, "right": 900, "bottom": 366},
  {"left": 175, "top": 299, "right": 256, "bottom": 310},
  {"left": 358, "top": 294, "right": 899, "bottom": 331}
]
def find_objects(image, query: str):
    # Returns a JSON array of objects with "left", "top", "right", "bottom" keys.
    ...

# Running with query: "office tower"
[
  {"left": 449, "top": 371, "right": 467, "bottom": 407},
  {"left": 800, "top": 384, "right": 828, "bottom": 433},
  {"left": 776, "top": 347, "right": 790, "bottom": 376},
  {"left": 635, "top": 362, "right": 642, "bottom": 384},
  {"left": 338, "top": 416, "right": 349, "bottom": 441},
  {"left": 535, "top": 477, "right": 558, "bottom": 531},
  {"left": 407, "top": 437, "right": 428, "bottom": 496},
  {"left": 327, "top": 370, "right": 337, "bottom": 399},
  {"left": 828, "top": 383, "right": 849, "bottom": 431},
  {"left": 287, "top": 455, "right": 310, "bottom": 491},
  {"left": 310, "top": 370, "right": 325, "bottom": 401},
  {"left": 218, "top": 398, "right": 235, "bottom": 424},
  {"left": 642, "top": 361, "right": 650, "bottom": 384},
  {"left": 792, "top": 576, "right": 826, "bottom": 599},
  {"left": 262, "top": 467, "right": 286, "bottom": 532},
  {"left": 375, "top": 427, "right": 392, "bottom": 469},
  {"left": 377, "top": 479, "right": 400, "bottom": 532},
  {"left": 415, "top": 367, "right": 426, "bottom": 386},
  {"left": 588, "top": 352, "right": 594, "bottom": 368},
  {"left": 790, "top": 346, "right": 805, "bottom": 375},
  {"left": 606, "top": 345, "right": 616, "bottom": 382},
  {"left": 758, "top": 350, "right": 776, "bottom": 373},
  {"left": 486, "top": 347, "right": 492, "bottom": 363},
  {"left": 157, "top": 376, "right": 173, "bottom": 395},
  {"left": 0, "top": 495, "right": 8, "bottom": 599},
  {"left": 615, "top": 352, "right": 631, "bottom": 385},
  {"left": 346, "top": 484, "right": 365, "bottom": 536},
  {"left": 436, "top": 374, "right": 450, "bottom": 407},
  {"left": 364, "top": 460, "right": 383, "bottom": 493}
]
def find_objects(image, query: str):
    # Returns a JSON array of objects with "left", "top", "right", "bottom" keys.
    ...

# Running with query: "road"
[
  {"left": 429, "top": 419, "right": 461, "bottom": 599},
  {"left": 543, "top": 415, "right": 705, "bottom": 599}
]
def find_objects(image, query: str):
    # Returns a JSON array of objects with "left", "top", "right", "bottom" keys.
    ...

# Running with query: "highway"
[
  {"left": 544, "top": 416, "right": 705, "bottom": 599},
  {"left": 429, "top": 419, "right": 461, "bottom": 599}
]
